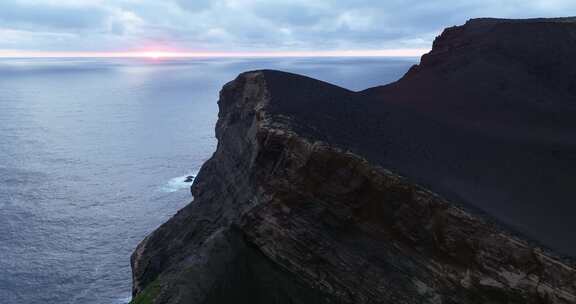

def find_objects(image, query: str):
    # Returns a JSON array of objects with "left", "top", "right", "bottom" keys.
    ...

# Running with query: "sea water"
[{"left": 0, "top": 57, "right": 415, "bottom": 304}]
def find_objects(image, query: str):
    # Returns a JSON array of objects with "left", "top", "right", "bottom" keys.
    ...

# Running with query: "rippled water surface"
[{"left": 0, "top": 57, "right": 416, "bottom": 304}]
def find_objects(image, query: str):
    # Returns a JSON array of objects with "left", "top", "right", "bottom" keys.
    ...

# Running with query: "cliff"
[{"left": 130, "top": 17, "right": 576, "bottom": 304}]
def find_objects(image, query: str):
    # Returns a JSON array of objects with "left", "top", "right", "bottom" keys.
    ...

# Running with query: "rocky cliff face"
[{"left": 130, "top": 18, "right": 576, "bottom": 304}]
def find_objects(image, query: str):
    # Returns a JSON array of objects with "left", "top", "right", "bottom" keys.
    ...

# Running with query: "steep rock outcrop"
[{"left": 131, "top": 17, "right": 576, "bottom": 304}]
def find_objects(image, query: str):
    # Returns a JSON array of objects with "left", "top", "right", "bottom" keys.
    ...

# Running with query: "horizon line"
[{"left": 0, "top": 49, "right": 429, "bottom": 58}]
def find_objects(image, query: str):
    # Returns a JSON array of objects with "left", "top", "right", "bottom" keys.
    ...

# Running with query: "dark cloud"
[
  {"left": 174, "top": 0, "right": 214, "bottom": 13},
  {"left": 0, "top": 2, "right": 108, "bottom": 31},
  {"left": 251, "top": 3, "right": 331, "bottom": 27}
]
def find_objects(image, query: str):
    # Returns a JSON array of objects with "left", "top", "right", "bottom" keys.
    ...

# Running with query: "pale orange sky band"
[{"left": 0, "top": 49, "right": 429, "bottom": 58}]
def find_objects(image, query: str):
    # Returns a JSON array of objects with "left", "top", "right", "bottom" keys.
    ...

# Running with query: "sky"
[{"left": 0, "top": 0, "right": 575, "bottom": 57}]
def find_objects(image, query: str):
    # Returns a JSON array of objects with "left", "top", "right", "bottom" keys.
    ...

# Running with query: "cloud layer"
[{"left": 0, "top": 0, "right": 575, "bottom": 52}]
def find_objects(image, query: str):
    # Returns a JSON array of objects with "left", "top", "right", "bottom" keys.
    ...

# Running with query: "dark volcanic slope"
[
  {"left": 262, "top": 17, "right": 576, "bottom": 256},
  {"left": 366, "top": 18, "right": 576, "bottom": 256},
  {"left": 131, "top": 18, "right": 576, "bottom": 304}
]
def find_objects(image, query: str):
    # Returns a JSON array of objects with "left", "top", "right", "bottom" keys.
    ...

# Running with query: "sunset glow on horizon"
[{"left": 0, "top": 49, "right": 430, "bottom": 58}]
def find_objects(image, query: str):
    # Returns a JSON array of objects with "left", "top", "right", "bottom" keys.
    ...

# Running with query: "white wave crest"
[{"left": 160, "top": 172, "right": 198, "bottom": 193}]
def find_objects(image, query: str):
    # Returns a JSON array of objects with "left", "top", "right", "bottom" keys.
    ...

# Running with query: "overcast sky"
[{"left": 0, "top": 0, "right": 575, "bottom": 54}]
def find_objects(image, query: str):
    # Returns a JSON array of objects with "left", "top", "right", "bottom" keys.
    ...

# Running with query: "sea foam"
[{"left": 160, "top": 172, "right": 198, "bottom": 193}]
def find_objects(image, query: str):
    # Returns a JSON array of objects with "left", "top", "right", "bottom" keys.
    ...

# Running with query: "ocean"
[{"left": 0, "top": 57, "right": 416, "bottom": 304}]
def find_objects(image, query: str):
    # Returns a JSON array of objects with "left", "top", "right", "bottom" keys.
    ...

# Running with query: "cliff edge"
[{"left": 130, "top": 17, "right": 576, "bottom": 304}]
